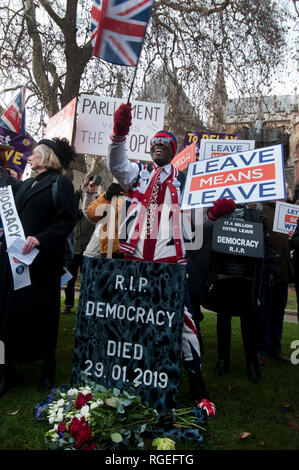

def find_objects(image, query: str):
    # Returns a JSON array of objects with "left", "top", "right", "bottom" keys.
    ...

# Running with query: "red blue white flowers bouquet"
[{"left": 34, "top": 380, "right": 206, "bottom": 450}]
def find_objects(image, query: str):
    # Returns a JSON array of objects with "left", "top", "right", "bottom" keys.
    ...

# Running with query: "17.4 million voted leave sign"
[
  {"left": 71, "top": 257, "right": 185, "bottom": 411},
  {"left": 212, "top": 218, "right": 264, "bottom": 258}
]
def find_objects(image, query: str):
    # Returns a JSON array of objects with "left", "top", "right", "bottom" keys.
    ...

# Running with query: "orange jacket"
[{"left": 86, "top": 192, "right": 125, "bottom": 255}]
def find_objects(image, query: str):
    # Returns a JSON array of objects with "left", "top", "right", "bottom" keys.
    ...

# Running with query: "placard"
[
  {"left": 183, "top": 131, "right": 241, "bottom": 160},
  {"left": 181, "top": 145, "right": 286, "bottom": 210},
  {"left": 74, "top": 94, "right": 165, "bottom": 161},
  {"left": 212, "top": 218, "right": 264, "bottom": 258},
  {"left": 273, "top": 201, "right": 299, "bottom": 234},
  {"left": 0, "top": 127, "right": 33, "bottom": 175},
  {"left": 71, "top": 257, "right": 185, "bottom": 411},
  {"left": 199, "top": 138, "right": 255, "bottom": 160},
  {"left": 45, "top": 97, "right": 77, "bottom": 144},
  {"left": 172, "top": 142, "right": 196, "bottom": 171}
]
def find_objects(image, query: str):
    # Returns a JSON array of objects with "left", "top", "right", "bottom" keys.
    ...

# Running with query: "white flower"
[
  {"left": 80, "top": 405, "right": 90, "bottom": 418},
  {"left": 49, "top": 416, "right": 55, "bottom": 424},
  {"left": 68, "top": 388, "right": 78, "bottom": 396},
  {"left": 56, "top": 399, "right": 65, "bottom": 407},
  {"left": 56, "top": 408, "right": 64, "bottom": 422},
  {"left": 90, "top": 399, "right": 103, "bottom": 410}
]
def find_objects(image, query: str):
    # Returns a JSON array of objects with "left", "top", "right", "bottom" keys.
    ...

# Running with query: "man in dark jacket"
[
  {"left": 188, "top": 204, "right": 270, "bottom": 383},
  {"left": 257, "top": 201, "right": 293, "bottom": 365}
]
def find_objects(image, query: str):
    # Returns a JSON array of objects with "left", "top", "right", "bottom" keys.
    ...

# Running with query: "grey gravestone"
[{"left": 71, "top": 257, "right": 185, "bottom": 411}]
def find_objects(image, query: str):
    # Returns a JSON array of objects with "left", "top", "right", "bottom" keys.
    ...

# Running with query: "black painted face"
[{"left": 150, "top": 141, "right": 175, "bottom": 167}]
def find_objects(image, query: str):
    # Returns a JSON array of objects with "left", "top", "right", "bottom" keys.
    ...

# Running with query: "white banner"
[
  {"left": 181, "top": 145, "right": 286, "bottom": 210},
  {"left": 0, "top": 186, "right": 31, "bottom": 290},
  {"left": 273, "top": 201, "right": 299, "bottom": 234},
  {"left": 74, "top": 94, "right": 165, "bottom": 161},
  {"left": 199, "top": 138, "right": 255, "bottom": 160}
]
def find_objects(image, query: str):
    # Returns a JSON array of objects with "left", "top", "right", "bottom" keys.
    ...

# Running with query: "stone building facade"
[{"left": 223, "top": 90, "right": 299, "bottom": 192}]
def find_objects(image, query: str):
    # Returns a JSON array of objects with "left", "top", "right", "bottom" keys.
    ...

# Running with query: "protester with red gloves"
[{"left": 107, "top": 103, "right": 235, "bottom": 417}]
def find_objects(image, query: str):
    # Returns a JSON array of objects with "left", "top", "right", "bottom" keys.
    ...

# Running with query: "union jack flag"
[
  {"left": 0, "top": 88, "right": 26, "bottom": 135},
  {"left": 91, "top": 0, "right": 154, "bottom": 66}
]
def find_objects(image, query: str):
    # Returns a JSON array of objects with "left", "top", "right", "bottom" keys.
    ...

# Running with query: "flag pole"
[
  {"left": 127, "top": 60, "right": 140, "bottom": 104},
  {"left": 126, "top": 2, "right": 154, "bottom": 104}
]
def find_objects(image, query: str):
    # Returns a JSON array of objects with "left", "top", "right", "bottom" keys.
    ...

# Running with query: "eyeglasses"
[{"left": 150, "top": 136, "right": 173, "bottom": 146}]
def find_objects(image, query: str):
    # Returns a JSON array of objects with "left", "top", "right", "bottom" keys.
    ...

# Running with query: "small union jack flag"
[
  {"left": 91, "top": 0, "right": 154, "bottom": 66},
  {"left": 0, "top": 88, "right": 26, "bottom": 135}
]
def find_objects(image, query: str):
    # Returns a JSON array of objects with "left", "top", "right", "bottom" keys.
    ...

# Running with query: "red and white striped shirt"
[{"left": 107, "top": 139, "right": 212, "bottom": 263}]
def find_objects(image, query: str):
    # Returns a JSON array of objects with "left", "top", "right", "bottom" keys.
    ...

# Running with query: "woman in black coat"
[{"left": 0, "top": 138, "right": 77, "bottom": 396}]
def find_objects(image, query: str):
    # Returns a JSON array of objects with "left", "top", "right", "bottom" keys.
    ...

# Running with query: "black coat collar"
[{"left": 15, "top": 170, "right": 61, "bottom": 210}]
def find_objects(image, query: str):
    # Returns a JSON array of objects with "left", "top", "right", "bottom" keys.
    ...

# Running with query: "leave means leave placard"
[{"left": 181, "top": 145, "right": 286, "bottom": 210}]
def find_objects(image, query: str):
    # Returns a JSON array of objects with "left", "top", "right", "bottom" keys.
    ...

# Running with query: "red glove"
[
  {"left": 113, "top": 103, "right": 132, "bottom": 137},
  {"left": 208, "top": 198, "right": 236, "bottom": 220},
  {"left": 196, "top": 398, "right": 216, "bottom": 417}
]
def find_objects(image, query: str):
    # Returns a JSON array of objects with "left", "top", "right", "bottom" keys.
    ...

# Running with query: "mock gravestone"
[{"left": 71, "top": 257, "right": 185, "bottom": 411}]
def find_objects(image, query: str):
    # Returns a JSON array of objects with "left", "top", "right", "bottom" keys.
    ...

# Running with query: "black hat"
[{"left": 37, "top": 137, "right": 77, "bottom": 169}]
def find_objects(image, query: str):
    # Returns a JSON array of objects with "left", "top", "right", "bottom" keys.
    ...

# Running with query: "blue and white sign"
[
  {"left": 273, "top": 201, "right": 299, "bottom": 234},
  {"left": 199, "top": 138, "right": 255, "bottom": 160},
  {"left": 181, "top": 145, "right": 286, "bottom": 210}
]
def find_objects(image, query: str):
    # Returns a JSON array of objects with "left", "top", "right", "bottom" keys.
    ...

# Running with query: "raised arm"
[{"left": 106, "top": 103, "right": 138, "bottom": 191}]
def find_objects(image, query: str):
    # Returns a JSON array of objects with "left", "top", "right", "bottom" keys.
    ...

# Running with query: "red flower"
[
  {"left": 69, "top": 416, "right": 92, "bottom": 449},
  {"left": 57, "top": 422, "right": 67, "bottom": 434},
  {"left": 75, "top": 392, "right": 92, "bottom": 410}
]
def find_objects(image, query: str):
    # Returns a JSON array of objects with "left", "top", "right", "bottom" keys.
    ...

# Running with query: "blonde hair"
[{"left": 35, "top": 143, "right": 62, "bottom": 171}]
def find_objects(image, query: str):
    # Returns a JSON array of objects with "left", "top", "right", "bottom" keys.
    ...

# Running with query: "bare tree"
[{"left": 0, "top": 0, "right": 294, "bottom": 139}]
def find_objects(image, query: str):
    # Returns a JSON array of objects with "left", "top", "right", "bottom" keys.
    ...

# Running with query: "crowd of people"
[{"left": 0, "top": 105, "right": 297, "bottom": 418}]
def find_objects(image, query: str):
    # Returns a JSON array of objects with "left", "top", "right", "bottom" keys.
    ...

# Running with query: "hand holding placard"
[{"left": 207, "top": 198, "right": 236, "bottom": 220}]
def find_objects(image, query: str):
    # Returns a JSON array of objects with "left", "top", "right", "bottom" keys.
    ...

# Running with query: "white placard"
[
  {"left": 199, "top": 138, "right": 255, "bottom": 160},
  {"left": 273, "top": 201, "right": 299, "bottom": 234},
  {"left": 181, "top": 144, "right": 286, "bottom": 210},
  {"left": 74, "top": 94, "right": 165, "bottom": 161}
]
